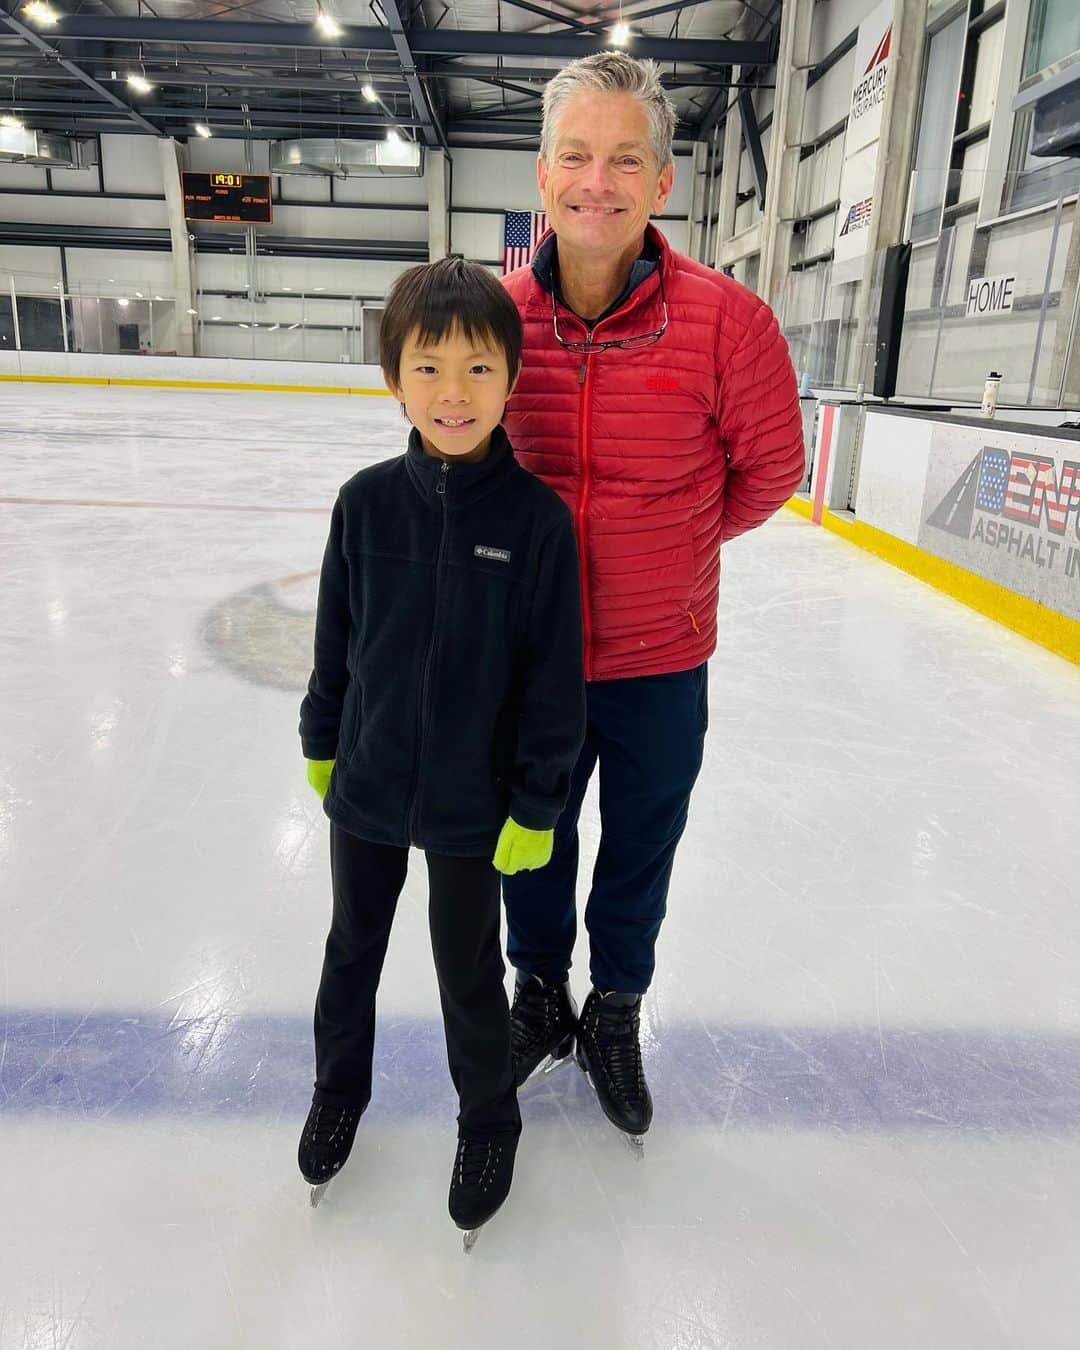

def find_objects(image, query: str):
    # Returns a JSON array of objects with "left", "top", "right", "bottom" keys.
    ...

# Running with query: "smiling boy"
[{"left": 297, "top": 257, "right": 585, "bottom": 1246}]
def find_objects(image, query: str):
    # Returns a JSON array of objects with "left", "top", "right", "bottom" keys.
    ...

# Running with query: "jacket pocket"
[{"left": 338, "top": 683, "right": 363, "bottom": 763}]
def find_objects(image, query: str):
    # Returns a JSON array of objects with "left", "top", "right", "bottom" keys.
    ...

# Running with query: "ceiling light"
[
  {"left": 1, "top": 114, "right": 23, "bottom": 130},
  {"left": 194, "top": 122, "right": 212, "bottom": 138},
  {"left": 127, "top": 73, "right": 154, "bottom": 94},
  {"left": 117, "top": 298, "right": 129, "bottom": 307},
  {"left": 134, "top": 291, "right": 144, "bottom": 298},
  {"left": 210, "top": 315, "right": 222, "bottom": 321},
  {"left": 238, "top": 323, "right": 250, "bottom": 329},
  {"left": 153, "top": 295, "right": 164, "bottom": 301},
  {"left": 315, "top": 10, "right": 343, "bottom": 38},
  {"left": 361, "top": 84, "right": 377, "bottom": 103},
  {"left": 610, "top": 21, "right": 631, "bottom": 45},
  {"left": 186, "top": 308, "right": 198, "bottom": 316},
  {"left": 23, "top": 2, "right": 59, "bottom": 27}
]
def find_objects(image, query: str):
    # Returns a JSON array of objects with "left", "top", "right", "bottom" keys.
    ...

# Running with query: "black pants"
[
  {"left": 503, "top": 664, "right": 708, "bottom": 995},
  {"left": 312, "top": 823, "right": 520, "bottom": 1137}
]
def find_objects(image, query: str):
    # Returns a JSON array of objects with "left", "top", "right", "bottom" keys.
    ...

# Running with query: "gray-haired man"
[{"left": 501, "top": 52, "right": 804, "bottom": 1149}]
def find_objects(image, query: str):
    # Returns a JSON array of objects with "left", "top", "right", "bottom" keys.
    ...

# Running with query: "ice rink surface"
[{"left": 2, "top": 382, "right": 1079, "bottom": 1349}]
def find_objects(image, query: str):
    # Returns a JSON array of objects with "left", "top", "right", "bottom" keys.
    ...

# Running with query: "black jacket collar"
[{"left": 404, "top": 423, "right": 515, "bottom": 506}]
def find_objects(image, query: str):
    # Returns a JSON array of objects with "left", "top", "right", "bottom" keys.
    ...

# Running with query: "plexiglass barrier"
[
  {"left": 0, "top": 269, "right": 385, "bottom": 367},
  {"left": 780, "top": 167, "right": 1080, "bottom": 409}
]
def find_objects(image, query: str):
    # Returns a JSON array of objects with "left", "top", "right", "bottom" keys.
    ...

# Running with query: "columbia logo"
[{"left": 475, "top": 545, "right": 511, "bottom": 563}]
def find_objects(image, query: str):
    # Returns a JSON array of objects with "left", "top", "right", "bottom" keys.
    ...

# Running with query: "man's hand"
[
  {"left": 493, "top": 818, "right": 554, "bottom": 876},
  {"left": 306, "top": 758, "right": 335, "bottom": 800}
]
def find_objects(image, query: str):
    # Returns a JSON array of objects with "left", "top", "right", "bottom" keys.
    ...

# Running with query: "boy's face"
[{"left": 388, "top": 324, "right": 517, "bottom": 464}]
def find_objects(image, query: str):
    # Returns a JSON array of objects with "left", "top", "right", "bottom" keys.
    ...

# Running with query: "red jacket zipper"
[
  {"left": 564, "top": 282, "right": 655, "bottom": 684},
  {"left": 576, "top": 351, "right": 594, "bottom": 682}
]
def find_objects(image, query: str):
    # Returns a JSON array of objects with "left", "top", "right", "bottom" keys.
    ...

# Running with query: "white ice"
[{"left": 1, "top": 383, "right": 1079, "bottom": 1349}]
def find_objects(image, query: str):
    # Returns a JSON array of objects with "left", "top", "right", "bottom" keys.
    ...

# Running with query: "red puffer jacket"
[{"left": 502, "top": 224, "right": 804, "bottom": 683}]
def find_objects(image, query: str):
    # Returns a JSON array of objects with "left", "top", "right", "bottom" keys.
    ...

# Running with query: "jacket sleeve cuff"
[
  {"left": 301, "top": 738, "right": 339, "bottom": 761},
  {"left": 507, "top": 797, "right": 560, "bottom": 833}
]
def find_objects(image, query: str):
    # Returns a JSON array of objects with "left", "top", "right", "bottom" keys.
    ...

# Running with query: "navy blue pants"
[{"left": 503, "top": 663, "right": 708, "bottom": 995}]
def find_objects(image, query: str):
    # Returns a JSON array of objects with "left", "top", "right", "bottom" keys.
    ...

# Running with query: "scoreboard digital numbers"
[{"left": 182, "top": 172, "right": 273, "bottom": 223}]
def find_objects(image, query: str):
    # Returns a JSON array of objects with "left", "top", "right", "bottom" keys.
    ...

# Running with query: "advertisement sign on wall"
[
  {"left": 965, "top": 274, "right": 1017, "bottom": 318},
  {"left": 833, "top": 0, "right": 893, "bottom": 285},
  {"left": 918, "top": 422, "right": 1080, "bottom": 619}
]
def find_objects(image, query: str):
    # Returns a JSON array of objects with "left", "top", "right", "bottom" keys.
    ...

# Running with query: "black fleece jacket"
[{"left": 299, "top": 425, "right": 586, "bottom": 857}]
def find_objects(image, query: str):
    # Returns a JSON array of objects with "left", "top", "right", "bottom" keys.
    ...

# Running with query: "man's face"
[
  {"left": 387, "top": 324, "right": 517, "bottom": 463},
  {"left": 538, "top": 90, "right": 674, "bottom": 259}
]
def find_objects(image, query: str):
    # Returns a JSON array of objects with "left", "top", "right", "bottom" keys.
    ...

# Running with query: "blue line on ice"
[{"left": 2, "top": 1010, "right": 1079, "bottom": 1132}]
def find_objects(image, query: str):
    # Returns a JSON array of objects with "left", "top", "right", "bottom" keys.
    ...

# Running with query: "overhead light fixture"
[
  {"left": 117, "top": 298, "right": 130, "bottom": 307},
  {"left": 127, "top": 73, "right": 154, "bottom": 95},
  {"left": 210, "top": 315, "right": 223, "bottom": 321},
  {"left": 315, "top": 10, "right": 343, "bottom": 38},
  {"left": 194, "top": 122, "right": 212, "bottom": 138},
  {"left": 1, "top": 114, "right": 23, "bottom": 130},
  {"left": 238, "top": 323, "right": 250, "bottom": 330},
  {"left": 361, "top": 84, "right": 377, "bottom": 103},
  {"left": 186, "top": 308, "right": 198, "bottom": 316},
  {"left": 134, "top": 291, "right": 144, "bottom": 299},
  {"left": 22, "top": 1, "right": 59, "bottom": 26},
  {"left": 610, "top": 21, "right": 631, "bottom": 46}
]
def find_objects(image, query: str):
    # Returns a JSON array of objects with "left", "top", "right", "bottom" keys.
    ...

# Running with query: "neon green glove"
[
  {"left": 306, "top": 758, "right": 334, "bottom": 800},
  {"left": 493, "top": 817, "right": 554, "bottom": 875}
]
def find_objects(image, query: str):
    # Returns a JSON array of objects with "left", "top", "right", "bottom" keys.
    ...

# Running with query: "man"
[{"left": 500, "top": 51, "right": 804, "bottom": 1147}]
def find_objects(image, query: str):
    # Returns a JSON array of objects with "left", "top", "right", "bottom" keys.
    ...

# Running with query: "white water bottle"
[{"left": 981, "top": 371, "right": 1001, "bottom": 418}]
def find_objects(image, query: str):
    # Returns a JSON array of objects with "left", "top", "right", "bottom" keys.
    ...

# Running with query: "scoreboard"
[{"left": 182, "top": 172, "right": 273, "bottom": 223}]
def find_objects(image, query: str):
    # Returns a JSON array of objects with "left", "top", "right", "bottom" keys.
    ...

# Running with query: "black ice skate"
[
  {"left": 298, "top": 1097, "right": 363, "bottom": 1207},
  {"left": 510, "top": 972, "right": 577, "bottom": 1087},
  {"left": 575, "top": 990, "right": 652, "bottom": 1158},
  {"left": 448, "top": 1131, "right": 518, "bottom": 1253}
]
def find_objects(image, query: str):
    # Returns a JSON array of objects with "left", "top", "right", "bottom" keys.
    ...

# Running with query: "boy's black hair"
[{"left": 380, "top": 256, "right": 523, "bottom": 390}]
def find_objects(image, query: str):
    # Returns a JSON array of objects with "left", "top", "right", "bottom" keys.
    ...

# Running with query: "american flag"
[
  {"left": 975, "top": 448, "right": 1009, "bottom": 513},
  {"left": 502, "top": 211, "right": 547, "bottom": 274}
]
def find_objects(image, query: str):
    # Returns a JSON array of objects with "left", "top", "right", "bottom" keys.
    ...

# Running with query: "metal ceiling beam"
[
  {"left": 450, "top": 116, "right": 700, "bottom": 139},
  {"left": 378, "top": 0, "right": 448, "bottom": 152},
  {"left": 146, "top": 105, "right": 422, "bottom": 129},
  {"left": 474, "top": 76, "right": 545, "bottom": 101},
  {"left": 142, "top": 75, "right": 408, "bottom": 97},
  {"left": 499, "top": 0, "right": 594, "bottom": 36},
  {"left": 0, "top": 5, "right": 161, "bottom": 135},
  {"left": 428, "top": 63, "right": 763, "bottom": 87},
  {"left": 694, "top": 0, "right": 782, "bottom": 139},
  {"left": 737, "top": 85, "right": 767, "bottom": 207},
  {"left": 46, "top": 18, "right": 773, "bottom": 65},
  {"left": 2, "top": 60, "right": 761, "bottom": 90}
]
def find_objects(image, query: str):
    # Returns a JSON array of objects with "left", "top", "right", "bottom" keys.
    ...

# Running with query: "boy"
[{"left": 297, "top": 257, "right": 585, "bottom": 1247}]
